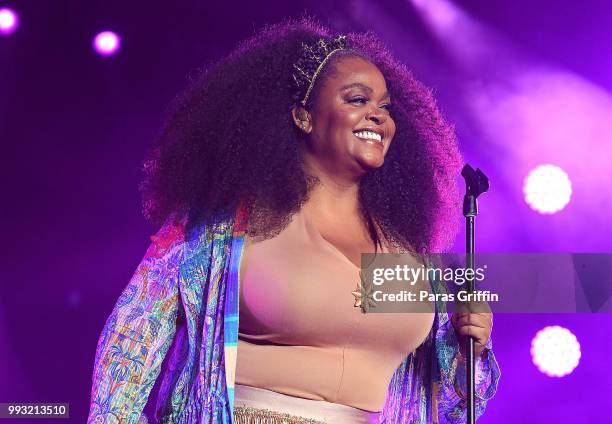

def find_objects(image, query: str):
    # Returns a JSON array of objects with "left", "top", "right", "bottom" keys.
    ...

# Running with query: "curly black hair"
[{"left": 141, "top": 18, "right": 462, "bottom": 253}]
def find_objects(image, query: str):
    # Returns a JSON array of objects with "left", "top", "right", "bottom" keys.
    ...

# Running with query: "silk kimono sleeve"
[{"left": 88, "top": 217, "right": 186, "bottom": 424}]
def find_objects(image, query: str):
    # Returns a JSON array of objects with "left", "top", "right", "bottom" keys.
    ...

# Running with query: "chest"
[{"left": 237, "top": 230, "right": 434, "bottom": 355}]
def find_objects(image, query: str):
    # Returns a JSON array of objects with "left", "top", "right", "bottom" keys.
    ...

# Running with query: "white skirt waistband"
[{"left": 233, "top": 384, "right": 381, "bottom": 424}]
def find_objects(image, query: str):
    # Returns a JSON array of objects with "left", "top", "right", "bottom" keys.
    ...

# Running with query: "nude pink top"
[{"left": 235, "top": 210, "right": 434, "bottom": 412}]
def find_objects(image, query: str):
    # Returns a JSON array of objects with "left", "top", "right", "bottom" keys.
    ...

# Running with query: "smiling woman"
[
  {"left": 88, "top": 18, "right": 500, "bottom": 424},
  {"left": 294, "top": 56, "right": 396, "bottom": 178}
]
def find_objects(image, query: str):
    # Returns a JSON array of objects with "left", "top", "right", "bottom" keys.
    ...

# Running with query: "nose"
[{"left": 365, "top": 105, "right": 386, "bottom": 125}]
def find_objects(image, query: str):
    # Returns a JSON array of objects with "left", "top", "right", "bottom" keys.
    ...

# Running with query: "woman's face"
[{"left": 297, "top": 56, "right": 396, "bottom": 179}]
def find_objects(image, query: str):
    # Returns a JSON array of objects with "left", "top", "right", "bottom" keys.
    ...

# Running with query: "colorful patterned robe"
[{"left": 88, "top": 210, "right": 500, "bottom": 423}]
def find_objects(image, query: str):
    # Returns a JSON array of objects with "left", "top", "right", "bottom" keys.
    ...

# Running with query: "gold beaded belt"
[{"left": 233, "top": 405, "right": 327, "bottom": 423}]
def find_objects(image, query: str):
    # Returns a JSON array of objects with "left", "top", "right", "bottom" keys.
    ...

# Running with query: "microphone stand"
[{"left": 460, "top": 164, "right": 489, "bottom": 424}]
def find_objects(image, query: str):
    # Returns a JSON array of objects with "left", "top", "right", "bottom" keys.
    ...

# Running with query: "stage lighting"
[
  {"left": 523, "top": 164, "right": 572, "bottom": 214},
  {"left": 530, "top": 325, "right": 581, "bottom": 377},
  {"left": 0, "top": 7, "right": 18, "bottom": 35},
  {"left": 93, "top": 31, "right": 121, "bottom": 57},
  {"left": 411, "top": 0, "right": 459, "bottom": 30}
]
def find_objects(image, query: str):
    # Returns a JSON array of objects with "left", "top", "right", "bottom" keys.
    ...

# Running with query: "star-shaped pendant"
[{"left": 352, "top": 271, "right": 377, "bottom": 314}]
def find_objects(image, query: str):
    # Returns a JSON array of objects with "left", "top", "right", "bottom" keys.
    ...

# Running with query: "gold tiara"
[{"left": 292, "top": 35, "right": 347, "bottom": 106}]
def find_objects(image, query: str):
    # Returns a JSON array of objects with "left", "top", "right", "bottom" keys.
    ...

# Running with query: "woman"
[{"left": 88, "top": 18, "right": 499, "bottom": 424}]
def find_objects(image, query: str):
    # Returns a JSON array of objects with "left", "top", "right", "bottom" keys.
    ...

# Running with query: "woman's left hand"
[{"left": 451, "top": 307, "right": 493, "bottom": 358}]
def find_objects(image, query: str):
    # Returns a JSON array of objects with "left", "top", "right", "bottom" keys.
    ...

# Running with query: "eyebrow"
[{"left": 340, "top": 82, "right": 390, "bottom": 100}]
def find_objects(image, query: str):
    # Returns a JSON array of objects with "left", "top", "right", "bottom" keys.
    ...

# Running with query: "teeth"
[{"left": 354, "top": 131, "right": 382, "bottom": 142}]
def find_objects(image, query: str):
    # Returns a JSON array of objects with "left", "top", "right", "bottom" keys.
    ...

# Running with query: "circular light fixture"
[
  {"left": 531, "top": 325, "right": 581, "bottom": 377},
  {"left": 523, "top": 164, "right": 572, "bottom": 214}
]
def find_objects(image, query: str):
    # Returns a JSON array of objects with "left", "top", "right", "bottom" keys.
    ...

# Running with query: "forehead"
[{"left": 324, "top": 56, "right": 388, "bottom": 92}]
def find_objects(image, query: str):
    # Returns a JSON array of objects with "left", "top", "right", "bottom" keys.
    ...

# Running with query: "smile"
[{"left": 353, "top": 130, "right": 383, "bottom": 146}]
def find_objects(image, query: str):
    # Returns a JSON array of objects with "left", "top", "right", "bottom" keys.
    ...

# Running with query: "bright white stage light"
[
  {"left": 93, "top": 31, "right": 121, "bottom": 57},
  {"left": 523, "top": 164, "right": 572, "bottom": 214},
  {"left": 530, "top": 325, "right": 581, "bottom": 377},
  {"left": 0, "top": 8, "right": 19, "bottom": 35}
]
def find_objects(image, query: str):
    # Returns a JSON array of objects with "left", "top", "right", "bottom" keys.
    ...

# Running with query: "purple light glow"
[
  {"left": 0, "top": 7, "right": 18, "bottom": 35},
  {"left": 466, "top": 69, "right": 612, "bottom": 250},
  {"left": 411, "top": 0, "right": 460, "bottom": 32},
  {"left": 523, "top": 164, "right": 572, "bottom": 214},
  {"left": 531, "top": 326, "right": 581, "bottom": 377},
  {"left": 93, "top": 31, "right": 121, "bottom": 57}
]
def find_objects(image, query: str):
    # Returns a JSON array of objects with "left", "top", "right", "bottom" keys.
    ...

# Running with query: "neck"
[{"left": 301, "top": 154, "right": 363, "bottom": 222}]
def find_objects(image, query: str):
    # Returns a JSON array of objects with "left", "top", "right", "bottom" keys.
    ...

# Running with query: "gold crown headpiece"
[{"left": 292, "top": 35, "right": 348, "bottom": 106}]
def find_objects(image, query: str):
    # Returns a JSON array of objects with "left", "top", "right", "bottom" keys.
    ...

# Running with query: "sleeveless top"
[{"left": 235, "top": 210, "right": 435, "bottom": 412}]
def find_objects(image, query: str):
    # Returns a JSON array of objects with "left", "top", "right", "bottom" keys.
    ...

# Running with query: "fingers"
[
  {"left": 455, "top": 324, "right": 489, "bottom": 346},
  {"left": 453, "top": 313, "right": 492, "bottom": 329},
  {"left": 454, "top": 299, "right": 492, "bottom": 314},
  {"left": 452, "top": 309, "right": 493, "bottom": 351}
]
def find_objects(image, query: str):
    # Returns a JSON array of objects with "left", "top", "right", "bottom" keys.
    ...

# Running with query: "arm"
[
  {"left": 88, "top": 217, "right": 185, "bottom": 424},
  {"left": 433, "top": 286, "right": 501, "bottom": 423}
]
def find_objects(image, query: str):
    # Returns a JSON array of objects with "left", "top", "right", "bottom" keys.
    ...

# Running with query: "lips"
[{"left": 353, "top": 128, "right": 384, "bottom": 147}]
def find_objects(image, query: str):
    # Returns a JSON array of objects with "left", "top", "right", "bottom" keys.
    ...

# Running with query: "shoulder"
[
  {"left": 144, "top": 211, "right": 188, "bottom": 260},
  {"left": 144, "top": 210, "right": 242, "bottom": 261}
]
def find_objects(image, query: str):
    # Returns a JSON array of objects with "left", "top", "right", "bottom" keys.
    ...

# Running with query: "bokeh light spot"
[
  {"left": 93, "top": 31, "right": 121, "bottom": 56},
  {"left": 0, "top": 8, "right": 19, "bottom": 35},
  {"left": 523, "top": 164, "right": 572, "bottom": 214},
  {"left": 531, "top": 325, "right": 581, "bottom": 377}
]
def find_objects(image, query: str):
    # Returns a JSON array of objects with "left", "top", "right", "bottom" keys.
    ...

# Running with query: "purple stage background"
[{"left": 2, "top": 1, "right": 611, "bottom": 422}]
